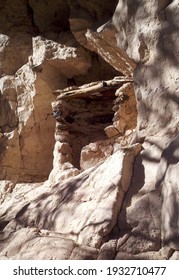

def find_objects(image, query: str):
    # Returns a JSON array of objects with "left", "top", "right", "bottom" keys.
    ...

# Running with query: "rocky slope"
[{"left": 0, "top": 0, "right": 178, "bottom": 260}]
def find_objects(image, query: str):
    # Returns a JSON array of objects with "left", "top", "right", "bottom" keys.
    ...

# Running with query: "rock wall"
[
  {"left": 0, "top": 0, "right": 119, "bottom": 182},
  {"left": 0, "top": 0, "right": 178, "bottom": 260},
  {"left": 113, "top": 0, "right": 179, "bottom": 138},
  {"left": 112, "top": 0, "right": 179, "bottom": 258}
]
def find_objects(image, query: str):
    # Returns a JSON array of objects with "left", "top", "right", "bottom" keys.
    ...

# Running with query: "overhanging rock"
[{"left": 69, "top": 13, "right": 136, "bottom": 76}]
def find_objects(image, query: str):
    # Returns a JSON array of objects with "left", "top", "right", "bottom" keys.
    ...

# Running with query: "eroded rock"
[
  {"left": 113, "top": 0, "right": 179, "bottom": 137},
  {"left": 68, "top": 0, "right": 135, "bottom": 76},
  {"left": 156, "top": 134, "right": 179, "bottom": 250},
  {"left": 0, "top": 0, "right": 178, "bottom": 260},
  {"left": 0, "top": 227, "right": 98, "bottom": 260},
  {"left": 106, "top": 0, "right": 179, "bottom": 260},
  {"left": 0, "top": 144, "right": 141, "bottom": 251}
]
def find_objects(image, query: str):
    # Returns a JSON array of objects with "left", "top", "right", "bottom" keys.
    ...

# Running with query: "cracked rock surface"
[{"left": 0, "top": 0, "right": 179, "bottom": 259}]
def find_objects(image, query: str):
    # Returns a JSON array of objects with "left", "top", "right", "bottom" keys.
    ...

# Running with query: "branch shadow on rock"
[{"left": 116, "top": 153, "right": 145, "bottom": 231}]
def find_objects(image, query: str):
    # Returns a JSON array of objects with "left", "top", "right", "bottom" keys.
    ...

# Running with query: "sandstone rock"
[
  {"left": 15, "top": 64, "right": 56, "bottom": 182},
  {"left": 98, "top": 239, "right": 117, "bottom": 260},
  {"left": 0, "top": 180, "right": 15, "bottom": 204},
  {"left": 110, "top": 0, "right": 179, "bottom": 259},
  {"left": 85, "top": 27, "right": 135, "bottom": 76},
  {"left": 1, "top": 145, "right": 140, "bottom": 249},
  {"left": 116, "top": 148, "right": 162, "bottom": 255},
  {"left": 68, "top": 0, "right": 118, "bottom": 45},
  {"left": 0, "top": 129, "right": 22, "bottom": 181},
  {"left": 115, "top": 251, "right": 163, "bottom": 260},
  {"left": 113, "top": 133, "right": 178, "bottom": 257},
  {"left": 0, "top": 30, "right": 32, "bottom": 76},
  {"left": 156, "top": 134, "right": 179, "bottom": 250},
  {"left": 32, "top": 35, "right": 91, "bottom": 78},
  {"left": 159, "top": 246, "right": 175, "bottom": 260},
  {"left": 170, "top": 251, "right": 179, "bottom": 260},
  {"left": 80, "top": 139, "right": 116, "bottom": 170},
  {"left": 0, "top": 0, "right": 137, "bottom": 187},
  {"left": 104, "top": 125, "right": 120, "bottom": 138},
  {"left": 0, "top": 0, "right": 178, "bottom": 261},
  {"left": 0, "top": 29, "right": 96, "bottom": 182},
  {"left": 0, "top": 0, "right": 34, "bottom": 76},
  {"left": 0, "top": 227, "right": 98, "bottom": 260},
  {"left": 50, "top": 86, "right": 115, "bottom": 177},
  {"left": 50, "top": 77, "right": 137, "bottom": 182},
  {"left": 68, "top": 0, "right": 136, "bottom": 76},
  {"left": 113, "top": 0, "right": 179, "bottom": 138},
  {"left": 0, "top": 182, "right": 44, "bottom": 225},
  {"left": 0, "top": 76, "right": 18, "bottom": 130},
  {"left": 0, "top": 76, "right": 18, "bottom": 176},
  {"left": 69, "top": 245, "right": 98, "bottom": 260},
  {"left": 113, "top": 83, "right": 137, "bottom": 134}
]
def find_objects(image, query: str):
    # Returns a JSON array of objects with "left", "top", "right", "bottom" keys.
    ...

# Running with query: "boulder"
[{"left": 0, "top": 145, "right": 141, "bottom": 249}]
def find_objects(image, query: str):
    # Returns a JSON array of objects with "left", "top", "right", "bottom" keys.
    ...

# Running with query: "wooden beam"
[{"left": 53, "top": 77, "right": 133, "bottom": 100}]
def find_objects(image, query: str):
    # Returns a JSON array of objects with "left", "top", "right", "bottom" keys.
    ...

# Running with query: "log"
[{"left": 53, "top": 76, "right": 133, "bottom": 100}]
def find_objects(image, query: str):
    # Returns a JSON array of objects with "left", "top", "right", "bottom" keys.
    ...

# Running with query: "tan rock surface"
[
  {"left": 0, "top": 145, "right": 140, "bottom": 250},
  {"left": 170, "top": 251, "right": 179, "bottom": 260},
  {"left": 108, "top": 0, "right": 179, "bottom": 259},
  {"left": 115, "top": 251, "right": 164, "bottom": 260},
  {"left": 0, "top": 228, "right": 98, "bottom": 260},
  {"left": 0, "top": 0, "right": 178, "bottom": 260},
  {"left": 113, "top": 0, "right": 179, "bottom": 138},
  {"left": 156, "top": 134, "right": 179, "bottom": 250},
  {"left": 68, "top": 0, "right": 135, "bottom": 76}
]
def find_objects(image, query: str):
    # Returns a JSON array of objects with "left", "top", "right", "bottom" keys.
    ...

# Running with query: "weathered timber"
[{"left": 53, "top": 76, "right": 133, "bottom": 100}]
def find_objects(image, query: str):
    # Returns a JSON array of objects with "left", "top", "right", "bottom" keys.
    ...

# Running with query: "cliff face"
[
  {"left": 113, "top": 0, "right": 179, "bottom": 259},
  {"left": 0, "top": 0, "right": 178, "bottom": 260}
]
